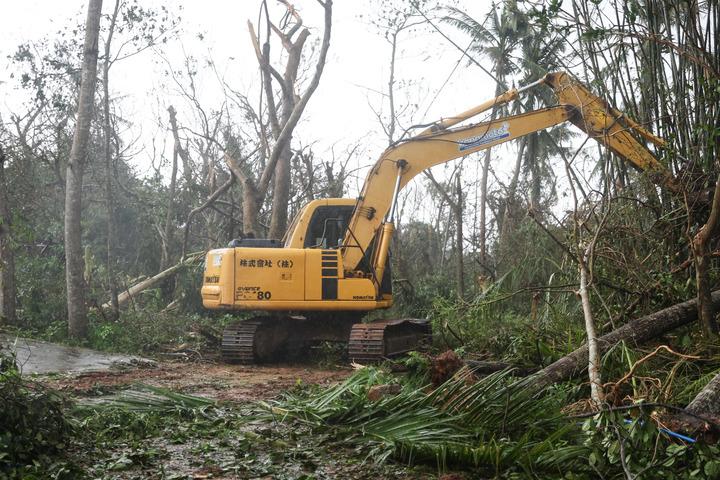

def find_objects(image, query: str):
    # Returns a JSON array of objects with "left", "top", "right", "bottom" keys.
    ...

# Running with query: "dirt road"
[
  {"left": 1, "top": 334, "right": 350, "bottom": 401},
  {"left": 43, "top": 359, "right": 352, "bottom": 402},
  {"left": 2, "top": 336, "right": 438, "bottom": 478}
]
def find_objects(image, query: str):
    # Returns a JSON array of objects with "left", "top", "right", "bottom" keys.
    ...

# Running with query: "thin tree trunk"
[
  {"left": 479, "top": 150, "right": 490, "bottom": 263},
  {"left": 478, "top": 69, "right": 505, "bottom": 266},
  {"left": 387, "top": 29, "right": 398, "bottom": 144},
  {"left": 526, "top": 291, "right": 720, "bottom": 391},
  {"left": 528, "top": 134, "right": 541, "bottom": 210},
  {"left": 692, "top": 174, "right": 720, "bottom": 337},
  {"left": 455, "top": 169, "right": 464, "bottom": 297},
  {"left": 579, "top": 247, "right": 604, "bottom": 403},
  {"left": 498, "top": 136, "right": 526, "bottom": 250},
  {"left": 181, "top": 175, "right": 235, "bottom": 259},
  {"left": 102, "top": 0, "right": 120, "bottom": 320},
  {"left": 424, "top": 168, "right": 464, "bottom": 294},
  {"left": 162, "top": 106, "right": 181, "bottom": 269},
  {"left": 65, "top": 0, "right": 102, "bottom": 339},
  {"left": 0, "top": 145, "right": 16, "bottom": 325}
]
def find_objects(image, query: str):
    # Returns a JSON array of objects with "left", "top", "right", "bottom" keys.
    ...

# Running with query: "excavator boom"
[{"left": 340, "top": 72, "right": 679, "bottom": 273}]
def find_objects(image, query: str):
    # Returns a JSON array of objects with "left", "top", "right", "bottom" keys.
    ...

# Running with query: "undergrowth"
[
  {"left": 262, "top": 367, "right": 578, "bottom": 475},
  {"left": 83, "top": 310, "right": 237, "bottom": 355},
  {"left": 261, "top": 365, "right": 720, "bottom": 479},
  {"left": 597, "top": 337, "right": 720, "bottom": 407},
  {"left": 3, "top": 343, "right": 719, "bottom": 479},
  {"left": 8, "top": 308, "right": 241, "bottom": 356},
  {"left": 1, "top": 365, "right": 434, "bottom": 479},
  {"left": 69, "top": 383, "right": 434, "bottom": 479},
  {"left": 0, "top": 352, "right": 79, "bottom": 479},
  {"left": 429, "top": 290, "right": 584, "bottom": 367}
]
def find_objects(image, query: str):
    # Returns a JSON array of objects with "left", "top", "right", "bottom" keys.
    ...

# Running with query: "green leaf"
[{"left": 705, "top": 461, "right": 720, "bottom": 478}]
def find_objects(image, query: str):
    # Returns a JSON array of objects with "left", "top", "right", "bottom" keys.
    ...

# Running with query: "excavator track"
[
  {"left": 222, "top": 316, "right": 430, "bottom": 364},
  {"left": 221, "top": 315, "right": 359, "bottom": 364},
  {"left": 348, "top": 318, "right": 431, "bottom": 363},
  {"left": 221, "top": 319, "right": 263, "bottom": 364}
]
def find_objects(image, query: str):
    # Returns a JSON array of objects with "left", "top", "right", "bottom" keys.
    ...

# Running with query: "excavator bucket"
[{"left": 545, "top": 72, "right": 680, "bottom": 192}]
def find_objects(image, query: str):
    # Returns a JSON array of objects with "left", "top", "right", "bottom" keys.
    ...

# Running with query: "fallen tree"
[
  {"left": 686, "top": 372, "right": 720, "bottom": 417},
  {"left": 101, "top": 252, "right": 203, "bottom": 311},
  {"left": 524, "top": 291, "right": 720, "bottom": 391}
]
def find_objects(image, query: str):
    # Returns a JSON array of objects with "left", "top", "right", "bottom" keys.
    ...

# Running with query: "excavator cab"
[
  {"left": 202, "top": 197, "right": 403, "bottom": 363},
  {"left": 201, "top": 198, "right": 390, "bottom": 312},
  {"left": 284, "top": 198, "right": 356, "bottom": 249},
  {"left": 304, "top": 209, "right": 350, "bottom": 248}
]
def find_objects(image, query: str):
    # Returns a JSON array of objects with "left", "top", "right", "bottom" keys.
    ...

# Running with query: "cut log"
[
  {"left": 524, "top": 291, "right": 720, "bottom": 390},
  {"left": 101, "top": 252, "right": 203, "bottom": 310},
  {"left": 686, "top": 372, "right": 720, "bottom": 417}
]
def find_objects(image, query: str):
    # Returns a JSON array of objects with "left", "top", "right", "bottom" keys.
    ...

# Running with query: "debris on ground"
[
  {"left": 430, "top": 349, "right": 464, "bottom": 386},
  {"left": 42, "top": 360, "right": 351, "bottom": 402},
  {"left": 367, "top": 383, "right": 401, "bottom": 401}
]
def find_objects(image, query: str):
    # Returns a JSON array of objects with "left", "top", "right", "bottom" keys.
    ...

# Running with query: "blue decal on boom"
[{"left": 458, "top": 122, "right": 510, "bottom": 152}]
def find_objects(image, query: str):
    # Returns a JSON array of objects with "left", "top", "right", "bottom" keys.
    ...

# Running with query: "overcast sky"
[{"left": 1, "top": 1, "right": 553, "bottom": 229}]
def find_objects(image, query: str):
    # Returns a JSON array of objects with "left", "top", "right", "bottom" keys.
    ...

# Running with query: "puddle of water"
[{"left": 0, "top": 334, "right": 154, "bottom": 375}]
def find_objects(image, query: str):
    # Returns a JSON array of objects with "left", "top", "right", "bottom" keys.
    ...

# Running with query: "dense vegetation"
[
  {"left": 0, "top": 0, "right": 718, "bottom": 478},
  {"left": 2, "top": 352, "right": 719, "bottom": 479}
]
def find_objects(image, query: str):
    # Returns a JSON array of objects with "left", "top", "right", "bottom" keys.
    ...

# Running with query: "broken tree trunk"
[
  {"left": 686, "top": 372, "right": 720, "bottom": 417},
  {"left": 0, "top": 144, "right": 17, "bottom": 325},
  {"left": 101, "top": 252, "right": 203, "bottom": 310},
  {"left": 525, "top": 291, "right": 720, "bottom": 391}
]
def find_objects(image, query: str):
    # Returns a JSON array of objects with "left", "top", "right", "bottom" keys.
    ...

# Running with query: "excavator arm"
[
  {"left": 341, "top": 72, "right": 680, "bottom": 275},
  {"left": 204, "top": 72, "right": 684, "bottom": 364}
]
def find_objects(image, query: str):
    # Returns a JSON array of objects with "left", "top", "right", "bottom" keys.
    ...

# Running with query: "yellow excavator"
[{"left": 201, "top": 72, "right": 681, "bottom": 363}]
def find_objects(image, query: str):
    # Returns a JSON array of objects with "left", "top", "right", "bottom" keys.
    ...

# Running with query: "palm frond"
[
  {"left": 75, "top": 383, "right": 217, "bottom": 415},
  {"left": 261, "top": 367, "right": 582, "bottom": 473}
]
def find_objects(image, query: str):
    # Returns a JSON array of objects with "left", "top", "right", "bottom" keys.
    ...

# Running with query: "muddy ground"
[
  {"left": 2, "top": 337, "right": 441, "bottom": 479},
  {"left": 52, "top": 361, "right": 440, "bottom": 479},
  {"left": 2, "top": 333, "right": 352, "bottom": 403},
  {"left": 42, "top": 358, "right": 352, "bottom": 403}
]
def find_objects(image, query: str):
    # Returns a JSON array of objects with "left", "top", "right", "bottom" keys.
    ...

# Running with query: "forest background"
[{"left": 0, "top": 0, "right": 718, "bottom": 424}]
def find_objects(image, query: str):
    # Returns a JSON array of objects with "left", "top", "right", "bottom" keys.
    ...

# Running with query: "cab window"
[{"left": 303, "top": 205, "right": 355, "bottom": 248}]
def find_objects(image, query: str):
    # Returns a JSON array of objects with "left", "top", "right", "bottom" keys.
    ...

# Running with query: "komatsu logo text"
[{"left": 458, "top": 122, "right": 510, "bottom": 151}]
